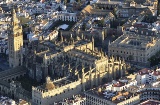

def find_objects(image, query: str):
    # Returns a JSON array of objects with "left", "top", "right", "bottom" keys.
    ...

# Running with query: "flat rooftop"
[
  {"left": 38, "top": 77, "right": 77, "bottom": 91},
  {"left": 68, "top": 49, "right": 102, "bottom": 62},
  {"left": 109, "top": 34, "right": 158, "bottom": 50},
  {"left": 36, "top": 41, "right": 61, "bottom": 57},
  {"left": 96, "top": 0, "right": 123, "bottom": 4},
  {"left": 56, "top": 38, "right": 90, "bottom": 48},
  {"left": 85, "top": 87, "right": 138, "bottom": 104},
  {"left": 57, "top": 95, "right": 85, "bottom": 104}
]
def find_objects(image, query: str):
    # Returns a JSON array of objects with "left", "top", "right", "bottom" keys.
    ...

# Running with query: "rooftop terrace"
[{"left": 85, "top": 87, "right": 138, "bottom": 104}]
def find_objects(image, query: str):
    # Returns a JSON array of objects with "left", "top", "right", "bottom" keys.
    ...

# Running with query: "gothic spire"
[{"left": 12, "top": 8, "right": 19, "bottom": 25}]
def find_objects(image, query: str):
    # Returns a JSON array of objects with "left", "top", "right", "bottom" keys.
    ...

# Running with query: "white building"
[
  {"left": 108, "top": 34, "right": 160, "bottom": 65},
  {"left": 27, "top": 32, "right": 38, "bottom": 42},
  {"left": 85, "top": 87, "right": 140, "bottom": 105},
  {"left": 54, "top": 95, "right": 86, "bottom": 105},
  {"left": 136, "top": 68, "right": 160, "bottom": 85},
  {"left": 85, "top": 68, "right": 160, "bottom": 105},
  {"left": 56, "top": 11, "right": 77, "bottom": 22}
]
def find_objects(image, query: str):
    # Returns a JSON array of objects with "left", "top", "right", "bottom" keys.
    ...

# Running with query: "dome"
[
  {"left": 43, "top": 76, "right": 55, "bottom": 90},
  {"left": 44, "top": 82, "right": 55, "bottom": 90}
]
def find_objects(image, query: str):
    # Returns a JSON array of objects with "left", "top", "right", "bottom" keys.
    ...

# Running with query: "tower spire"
[
  {"left": 12, "top": 8, "right": 17, "bottom": 24},
  {"left": 8, "top": 7, "right": 23, "bottom": 68}
]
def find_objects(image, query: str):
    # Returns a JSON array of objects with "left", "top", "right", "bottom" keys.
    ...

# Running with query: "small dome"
[
  {"left": 44, "top": 82, "right": 55, "bottom": 90},
  {"left": 43, "top": 76, "right": 55, "bottom": 90}
]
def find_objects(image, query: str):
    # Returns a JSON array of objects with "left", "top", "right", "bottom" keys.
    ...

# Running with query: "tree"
[
  {"left": 64, "top": 0, "right": 67, "bottom": 5},
  {"left": 57, "top": 6, "right": 62, "bottom": 11},
  {"left": 98, "top": 19, "right": 105, "bottom": 27},
  {"left": 82, "top": 23, "right": 86, "bottom": 31},
  {"left": 148, "top": 51, "right": 160, "bottom": 67},
  {"left": 76, "top": 0, "right": 81, "bottom": 3}
]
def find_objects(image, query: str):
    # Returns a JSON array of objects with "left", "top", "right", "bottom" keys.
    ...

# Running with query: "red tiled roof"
[
  {"left": 133, "top": 24, "right": 148, "bottom": 28},
  {"left": 152, "top": 71, "right": 160, "bottom": 76},
  {"left": 113, "top": 81, "right": 125, "bottom": 87},
  {"left": 139, "top": 68, "right": 150, "bottom": 75}
]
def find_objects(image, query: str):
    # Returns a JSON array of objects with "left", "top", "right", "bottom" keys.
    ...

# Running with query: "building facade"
[
  {"left": 108, "top": 34, "right": 160, "bottom": 65},
  {"left": 56, "top": 12, "right": 77, "bottom": 22},
  {"left": 136, "top": 68, "right": 160, "bottom": 84},
  {"left": 32, "top": 77, "right": 82, "bottom": 105},
  {"left": 116, "top": 0, "right": 157, "bottom": 18}
]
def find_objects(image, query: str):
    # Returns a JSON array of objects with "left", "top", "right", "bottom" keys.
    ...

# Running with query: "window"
[
  {"left": 146, "top": 32, "right": 148, "bottom": 35},
  {"left": 141, "top": 31, "right": 143, "bottom": 34}
]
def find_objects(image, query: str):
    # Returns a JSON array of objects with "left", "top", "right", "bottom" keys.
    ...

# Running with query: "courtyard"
[{"left": 51, "top": 20, "right": 76, "bottom": 31}]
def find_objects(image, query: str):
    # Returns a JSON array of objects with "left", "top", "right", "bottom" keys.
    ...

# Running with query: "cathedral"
[
  {"left": 26, "top": 35, "right": 126, "bottom": 83},
  {"left": 25, "top": 34, "right": 127, "bottom": 105}
]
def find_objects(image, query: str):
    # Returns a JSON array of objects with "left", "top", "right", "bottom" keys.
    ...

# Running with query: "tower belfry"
[{"left": 8, "top": 8, "right": 23, "bottom": 67}]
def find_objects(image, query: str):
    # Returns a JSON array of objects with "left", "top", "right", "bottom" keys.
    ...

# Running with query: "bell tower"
[{"left": 8, "top": 8, "right": 23, "bottom": 67}]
